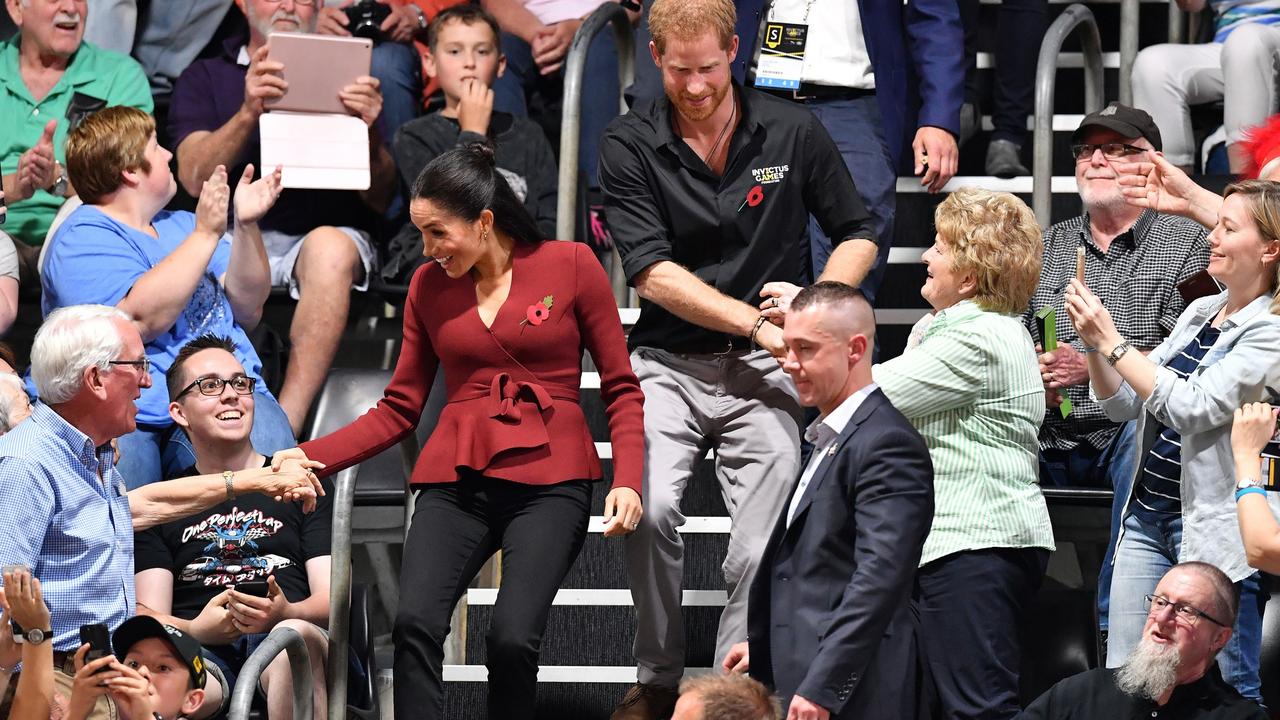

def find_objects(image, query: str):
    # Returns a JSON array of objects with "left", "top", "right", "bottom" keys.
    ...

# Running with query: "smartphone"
[
  {"left": 2, "top": 563, "right": 27, "bottom": 643},
  {"left": 236, "top": 580, "right": 270, "bottom": 598},
  {"left": 80, "top": 623, "right": 112, "bottom": 668}
]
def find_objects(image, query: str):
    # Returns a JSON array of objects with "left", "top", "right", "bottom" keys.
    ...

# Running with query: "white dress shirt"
[
  {"left": 767, "top": 0, "right": 875, "bottom": 89},
  {"left": 786, "top": 383, "right": 879, "bottom": 527}
]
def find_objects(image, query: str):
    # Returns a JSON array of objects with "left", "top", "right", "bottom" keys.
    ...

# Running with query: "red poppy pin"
[
  {"left": 521, "top": 294, "right": 554, "bottom": 329},
  {"left": 737, "top": 184, "right": 765, "bottom": 212}
]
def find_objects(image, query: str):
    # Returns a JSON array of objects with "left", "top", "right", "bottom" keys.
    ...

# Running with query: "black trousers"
[
  {"left": 915, "top": 547, "right": 1049, "bottom": 720},
  {"left": 958, "top": 0, "right": 1049, "bottom": 146},
  {"left": 392, "top": 476, "right": 593, "bottom": 720}
]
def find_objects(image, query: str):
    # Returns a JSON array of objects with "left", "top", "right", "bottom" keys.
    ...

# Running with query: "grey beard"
[{"left": 1116, "top": 637, "right": 1182, "bottom": 700}]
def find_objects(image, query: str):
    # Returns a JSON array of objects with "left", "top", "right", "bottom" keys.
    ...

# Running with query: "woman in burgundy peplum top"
[{"left": 274, "top": 144, "right": 644, "bottom": 720}]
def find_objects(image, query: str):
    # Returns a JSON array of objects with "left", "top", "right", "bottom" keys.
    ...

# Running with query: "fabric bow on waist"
[{"left": 488, "top": 372, "right": 554, "bottom": 423}]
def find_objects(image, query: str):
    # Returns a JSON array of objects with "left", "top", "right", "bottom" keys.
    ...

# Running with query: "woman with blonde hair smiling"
[
  {"left": 873, "top": 187, "right": 1054, "bottom": 719},
  {"left": 1066, "top": 179, "right": 1280, "bottom": 700}
]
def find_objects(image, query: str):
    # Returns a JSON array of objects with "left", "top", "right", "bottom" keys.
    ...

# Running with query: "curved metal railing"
[
  {"left": 558, "top": 2, "right": 636, "bottom": 305},
  {"left": 227, "top": 626, "right": 314, "bottom": 720},
  {"left": 1033, "top": 4, "right": 1105, "bottom": 227},
  {"left": 326, "top": 466, "right": 359, "bottom": 720}
]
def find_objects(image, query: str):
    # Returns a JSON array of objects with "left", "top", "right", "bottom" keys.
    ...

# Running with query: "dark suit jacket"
[
  {"left": 747, "top": 388, "right": 934, "bottom": 718},
  {"left": 732, "top": 0, "right": 964, "bottom": 168}
]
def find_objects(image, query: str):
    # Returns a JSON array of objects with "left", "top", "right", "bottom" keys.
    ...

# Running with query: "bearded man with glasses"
[
  {"left": 1017, "top": 562, "right": 1265, "bottom": 719},
  {"left": 1021, "top": 103, "right": 1212, "bottom": 648},
  {"left": 130, "top": 334, "right": 355, "bottom": 720}
]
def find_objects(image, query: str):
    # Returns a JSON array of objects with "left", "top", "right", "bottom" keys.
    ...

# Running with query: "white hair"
[
  {"left": 0, "top": 373, "right": 27, "bottom": 433},
  {"left": 31, "top": 305, "right": 131, "bottom": 404},
  {"left": 1115, "top": 635, "right": 1181, "bottom": 700}
]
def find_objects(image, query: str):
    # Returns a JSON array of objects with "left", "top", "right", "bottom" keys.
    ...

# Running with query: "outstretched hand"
[
  {"left": 233, "top": 164, "right": 283, "bottom": 226},
  {"left": 1113, "top": 152, "right": 1220, "bottom": 226}
]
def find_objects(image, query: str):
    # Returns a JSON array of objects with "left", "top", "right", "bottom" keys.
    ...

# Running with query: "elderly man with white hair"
[{"left": 0, "top": 304, "right": 321, "bottom": 720}]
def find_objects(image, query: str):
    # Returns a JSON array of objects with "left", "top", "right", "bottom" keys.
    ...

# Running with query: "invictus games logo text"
[{"left": 751, "top": 165, "right": 789, "bottom": 184}]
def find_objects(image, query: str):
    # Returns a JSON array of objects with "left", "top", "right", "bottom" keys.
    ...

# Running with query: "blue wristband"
[{"left": 1236, "top": 487, "right": 1268, "bottom": 501}]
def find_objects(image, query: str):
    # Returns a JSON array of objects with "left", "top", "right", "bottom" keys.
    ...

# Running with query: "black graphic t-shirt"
[{"left": 133, "top": 462, "right": 333, "bottom": 620}]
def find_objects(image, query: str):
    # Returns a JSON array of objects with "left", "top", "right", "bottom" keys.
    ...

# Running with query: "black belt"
[
  {"left": 772, "top": 82, "right": 874, "bottom": 101},
  {"left": 53, "top": 650, "right": 79, "bottom": 676}
]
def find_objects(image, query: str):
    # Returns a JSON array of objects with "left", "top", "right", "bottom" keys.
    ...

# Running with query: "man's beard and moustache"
[
  {"left": 247, "top": 4, "right": 314, "bottom": 37},
  {"left": 1116, "top": 635, "right": 1183, "bottom": 701},
  {"left": 672, "top": 80, "right": 732, "bottom": 123}
]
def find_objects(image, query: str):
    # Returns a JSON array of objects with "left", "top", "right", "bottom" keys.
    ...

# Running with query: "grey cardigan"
[{"left": 1099, "top": 291, "right": 1280, "bottom": 582}]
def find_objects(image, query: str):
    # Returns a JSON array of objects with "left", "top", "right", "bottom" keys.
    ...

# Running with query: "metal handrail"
[
  {"left": 326, "top": 466, "right": 358, "bottom": 720},
  {"left": 1168, "top": 0, "right": 1186, "bottom": 43},
  {"left": 1033, "top": 4, "right": 1105, "bottom": 227},
  {"left": 228, "top": 626, "right": 314, "bottom": 720},
  {"left": 557, "top": 2, "right": 636, "bottom": 306},
  {"left": 1119, "top": 0, "right": 1139, "bottom": 104}
]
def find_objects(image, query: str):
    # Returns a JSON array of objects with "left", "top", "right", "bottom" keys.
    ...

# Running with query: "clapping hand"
[
  {"left": 15, "top": 121, "right": 58, "bottom": 202},
  {"left": 195, "top": 165, "right": 231, "bottom": 238},
  {"left": 1233, "top": 403, "right": 1279, "bottom": 460},
  {"left": 601, "top": 487, "right": 642, "bottom": 537},
  {"left": 233, "top": 164, "right": 283, "bottom": 227}
]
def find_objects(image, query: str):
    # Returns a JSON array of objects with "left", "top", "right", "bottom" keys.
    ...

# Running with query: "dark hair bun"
[{"left": 465, "top": 141, "right": 497, "bottom": 169}]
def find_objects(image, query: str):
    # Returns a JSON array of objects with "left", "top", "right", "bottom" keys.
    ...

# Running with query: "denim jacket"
[{"left": 1098, "top": 291, "right": 1280, "bottom": 582}]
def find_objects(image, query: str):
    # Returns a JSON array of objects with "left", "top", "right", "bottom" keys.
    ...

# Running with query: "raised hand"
[
  {"left": 195, "top": 165, "right": 231, "bottom": 238},
  {"left": 2, "top": 567, "right": 50, "bottom": 635},
  {"left": 233, "top": 164, "right": 283, "bottom": 226},
  {"left": 1113, "top": 152, "right": 1221, "bottom": 227},
  {"left": 457, "top": 79, "right": 494, "bottom": 136},
  {"left": 242, "top": 45, "right": 288, "bottom": 119},
  {"left": 1232, "top": 403, "right": 1279, "bottom": 460},
  {"left": 15, "top": 120, "right": 58, "bottom": 201},
  {"left": 1063, "top": 279, "right": 1121, "bottom": 353}
]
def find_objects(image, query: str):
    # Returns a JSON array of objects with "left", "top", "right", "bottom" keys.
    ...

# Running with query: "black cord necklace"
[{"left": 675, "top": 88, "right": 737, "bottom": 167}]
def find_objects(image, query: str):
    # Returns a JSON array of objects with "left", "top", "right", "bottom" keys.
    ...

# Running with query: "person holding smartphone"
[{"left": 0, "top": 565, "right": 54, "bottom": 720}]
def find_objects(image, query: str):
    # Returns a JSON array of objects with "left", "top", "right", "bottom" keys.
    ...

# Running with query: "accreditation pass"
[{"left": 754, "top": 22, "right": 808, "bottom": 91}]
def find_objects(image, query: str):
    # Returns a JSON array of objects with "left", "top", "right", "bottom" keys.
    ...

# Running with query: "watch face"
[
  {"left": 25, "top": 628, "right": 45, "bottom": 644},
  {"left": 1238, "top": 478, "right": 1263, "bottom": 490}
]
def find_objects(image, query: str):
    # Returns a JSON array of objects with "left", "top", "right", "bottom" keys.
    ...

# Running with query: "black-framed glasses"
[
  {"left": 108, "top": 358, "right": 151, "bottom": 375},
  {"left": 1144, "top": 594, "right": 1227, "bottom": 627},
  {"left": 1071, "top": 142, "right": 1148, "bottom": 161},
  {"left": 176, "top": 374, "right": 257, "bottom": 399},
  {"left": 262, "top": 0, "right": 316, "bottom": 5}
]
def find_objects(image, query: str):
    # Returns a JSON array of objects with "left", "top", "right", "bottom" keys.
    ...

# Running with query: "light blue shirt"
[
  {"left": 0, "top": 403, "right": 135, "bottom": 651},
  {"left": 1100, "top": 291, "right": 1280, "bottom": 582}
]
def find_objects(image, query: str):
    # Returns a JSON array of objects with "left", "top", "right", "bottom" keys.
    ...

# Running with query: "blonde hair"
[
  {"left": 1221, "top": 180, "right": 1280, "bottom": 314},
  {"left": 933, "top": 188, "right": 1044, "bottom": 314},
  {"left": 648, "top": 0, "right": 736, "bottom": 54},
  {"left": 65, "top": 106, "right": 155, "bottom": 204}
]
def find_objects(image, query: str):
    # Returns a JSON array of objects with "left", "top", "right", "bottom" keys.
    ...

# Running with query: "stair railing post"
[
  {"left": 228, "top": 627, "right": 314, "bottom": 720},
  {"left": 325, "top": 466, "right": 358, "bottom": 720},
  {"left": 1119, "top": 0, "right": 1139, "bottom": 104},
  {"left": 557, "top": 3, "right": 636, "bottom": 306},
  {"left": 1033, "top": 4, "right": 1105, "bottom": 227}
]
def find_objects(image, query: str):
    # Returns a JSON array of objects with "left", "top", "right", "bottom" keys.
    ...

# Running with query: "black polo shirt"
[
  {"left": 1018, "top": 666, "right": 1266, "bottom": 720},
  {"left": 599, "top": 83, "right": 875, "bottom": 353}
]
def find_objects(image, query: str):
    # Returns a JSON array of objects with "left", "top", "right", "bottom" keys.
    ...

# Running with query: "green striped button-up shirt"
[{"left": 873, "top": 300, "right": 1055, "bottom": 566}]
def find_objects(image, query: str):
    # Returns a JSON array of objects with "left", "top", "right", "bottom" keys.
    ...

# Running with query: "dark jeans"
[
  {"left": 958, "top": 0, "right": 1048, "bottom": 146},
  {"left": 916, "top": 547, "right": 1049, "bottom": 720},
  {"left": 393, "top": 476, "right": 593, "bottom": 720},
  {"left": 803, "top": 94, "right": 896, "bottom": 305},
  {"left": 492, "top": 29, "right": 620, "bottom": 188}
]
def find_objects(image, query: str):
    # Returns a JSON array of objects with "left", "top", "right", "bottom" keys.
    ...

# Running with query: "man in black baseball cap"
[
  {"left": 113, "top": 616, "right": 209, "bottom": 720},
  {"left": 1071, "top": 102, "right": 1163, "bottom": 151}
]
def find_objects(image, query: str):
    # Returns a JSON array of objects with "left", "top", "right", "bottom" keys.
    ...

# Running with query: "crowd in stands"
[{"left": 9, "top": 0, "right": 1280, "bottom": 718}]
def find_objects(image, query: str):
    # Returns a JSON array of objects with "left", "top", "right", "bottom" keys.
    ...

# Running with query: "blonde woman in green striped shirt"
[{"left": 873, "top": 188, "right": 1055, "bottom": 720}]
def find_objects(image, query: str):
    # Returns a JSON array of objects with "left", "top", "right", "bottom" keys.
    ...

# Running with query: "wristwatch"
[
  {"left": 1237, "top": 477, "right": 1266, "bottom": 491},
  {"left": 223, "top": 470, "right": 236, "bottom": 501},
  {"left": 408, "top": 4, "right": 428, "bottom": 30},
  {"left": 47, "top": 162, "right": 68, "bottom": 198},
  {"left": 23, "top": 627, "right": 51, "bottom": 645},
  {"left": 1104, "top": 341, "right": 1132, "bottom": 367}
]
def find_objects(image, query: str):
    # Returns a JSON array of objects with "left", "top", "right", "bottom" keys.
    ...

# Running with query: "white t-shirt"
[
  {"left": 523, "top": 0, "right": 604, "bottom": 26},
  {"left": 766, "top": 0, "right": 874, "bottom": 89}
]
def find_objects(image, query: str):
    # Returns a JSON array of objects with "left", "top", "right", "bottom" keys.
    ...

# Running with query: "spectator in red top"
[{"left": 273, "top": 142, "right": 644, "bottom": 720}]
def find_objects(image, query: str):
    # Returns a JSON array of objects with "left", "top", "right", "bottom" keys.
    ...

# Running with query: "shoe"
[
  {"left": 609, "top": 683, "right": 680, "bottom": 720},
  {"left": 986, "top": 138, "right": 1030, "bottom": 178}
]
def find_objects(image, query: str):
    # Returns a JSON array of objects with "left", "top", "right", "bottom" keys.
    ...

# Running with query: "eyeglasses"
[
  {"left": 176, "top": 374, "right": 257, "bottom": 399},
  {"left": 1144, "top": 594, "right": 1227, "bottom": 627},
  {"left": 261, "top": 0, "right": 316, "bottom": 5},
  {"left": 108, "top": 358, "right": 151, "bottom": 375},
  {"left": 1071, "top": 142, "right": 1148, "bottom": 161}
]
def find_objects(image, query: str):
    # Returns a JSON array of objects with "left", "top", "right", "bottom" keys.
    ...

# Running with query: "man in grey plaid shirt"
[{"left": 1024, "top": 103, "right": 1210, "bottom": 643}]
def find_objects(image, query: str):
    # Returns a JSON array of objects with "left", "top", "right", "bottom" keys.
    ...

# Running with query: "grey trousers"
[{"left": 625, "top": 347, "right": 802, "bottom": 687}]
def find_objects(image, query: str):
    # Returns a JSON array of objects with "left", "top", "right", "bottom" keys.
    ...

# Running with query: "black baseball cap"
[
  {"left": 112, "top": 616, "right": 207, "bottom": 689},
  {"left": 1072, "top": 102, "right": 1163, "bottom": 151}
]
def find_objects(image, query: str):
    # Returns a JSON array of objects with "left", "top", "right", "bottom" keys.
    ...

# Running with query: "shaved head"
[{"left": 790, "top": 282, "right": 876, "bottom": 352}]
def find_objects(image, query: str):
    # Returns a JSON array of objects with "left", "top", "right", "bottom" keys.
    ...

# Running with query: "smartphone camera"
[{"left": 80, "top": 623, "right": 113, "bottom": 670}]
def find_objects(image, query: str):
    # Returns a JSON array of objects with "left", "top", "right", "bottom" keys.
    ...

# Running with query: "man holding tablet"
[{"left": 169, "top": 0, "right": 399, "bottom": 436}]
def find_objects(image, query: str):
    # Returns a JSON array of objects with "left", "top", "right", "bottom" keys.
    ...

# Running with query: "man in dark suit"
[{"left": 723, "top": 281, "right": 935, "bottom": 720}]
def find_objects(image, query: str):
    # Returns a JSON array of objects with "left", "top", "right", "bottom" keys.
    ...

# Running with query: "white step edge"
[
  {"left": 443, "top": 665, "right": 717, "bottom": 683},
  {"left": 587, "top": 515, "right": 731, "bottom": 534},
  {"left": 982, "top": 114, "right": 1085, "bottom": 132},
  {"left": 897, "top": 175, "right": 1077, "bottom": 194},
  {"left": 466, "top": 588, "right": 728, "bottom": 607},
  {"left": 984, "top": 0, "right": 1167, "bottom": 3},
  {"left": 977, "top": 51, "right": 1119, "bottom": 70}
]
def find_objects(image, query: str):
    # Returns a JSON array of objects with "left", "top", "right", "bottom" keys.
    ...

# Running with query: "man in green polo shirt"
[{"left": 1, "top": 0, "right": 151, "bottom": 275}]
